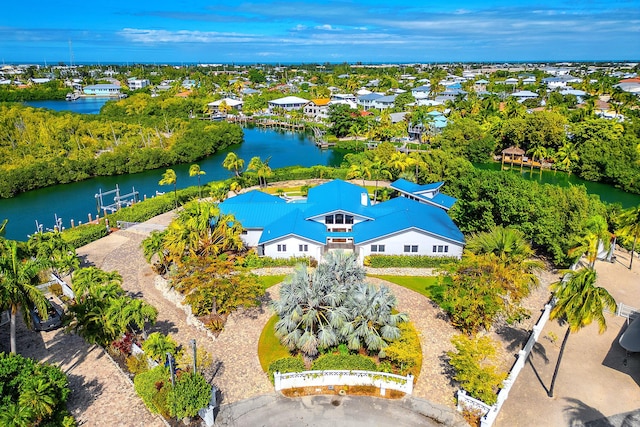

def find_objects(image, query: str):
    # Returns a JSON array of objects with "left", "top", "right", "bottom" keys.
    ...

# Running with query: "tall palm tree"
[
  {"left": 369, "top": 159, "right": 393, "bottom": 202},
  {"left": 346, "top": 162, "right": 371, "bottom": 186},
  {"left": 0, "top": 218, "right": 7, "bottom": 237},
  {"left": 189, "top": 164, "right": 206, "bottom": 199},
  {"left": 163, "top": 200, "right": 221, "bottom": 262},
  {"left": 159, "top": 169, "right": 178, "bottom": 208},
  {"left": 222, "top": 152, "right": 245, "bottom": 178},
  {"left": 0, "top": 240, "right": 50, "bottom": 353},
  {"left": 27, "top": 231, "right": 78, "bottom": 278},
  {"left": 547, "top": 267, "right": 617, "bottom": 397},
  {"left": 616, "top": 205, "right": 640, "bottom": 270},
  {"left": 528, "top": 144, "right": 548, "bottom": 175},
  {"left": 247, "top": 156, "right": 272, "bottom": 188}
]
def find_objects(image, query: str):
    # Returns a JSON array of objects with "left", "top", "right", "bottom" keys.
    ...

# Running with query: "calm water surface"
[{"left": 24, "top": 97, "right": 112, "bottom": 114}]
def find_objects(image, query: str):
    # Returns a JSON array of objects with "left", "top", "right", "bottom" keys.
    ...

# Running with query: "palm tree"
[
  {"left": 569, "top": 215, "right": 611, "bottom": 268},
  {"left": 0, "top": 240, "right": 50, "bottom": 353},
  {"left": 346, "top": 162, "right": 371, "bottom": 186},
  {"left": 0, "top": 218, "right": 7, "bottom": 237},
  {"left": 27, "top": 231, "right": 78, "bottom": 278},
  {"left": 273, "top": 252, "right": 406, "bottom": 358},
  {"left": 0, "top": 403, "right": 34, "bottom": 427},
  {"left": 466, "top": 226, "right": 536, "bottom": 264},
  {"left": 159, "top": 169, "right": 178, "bottom": 208},
  {"left": 369, "top": 159, "right": 393, "bottom": 202},
  {"left": 222, "top": 152, "right": 245, "bottom": 178},
  {"left": 189, "top": 164, "right": 206, "bottom": 199},
  {"left": 547, "top": 267, "right": 617, "bottom": 397},
  {"left": 247, "top": 156, "right": 272, "bottom": 188},
  {"left": 528, "top": 144, "right": 548, "bottom": 175},
  {"left": 142, "top": 230, "right": 169, "bottom": 273},
  {"left": 142, "top": 332, "right": 178, "bottom": 362},
  {"left": 71, "top": 267, "right": 123, "bottom": 301},
  {"left": 616, "top": 205, "right": 640, "bottom": 270},
  {"left": 556, "top": 142, "right": 579, "bottom": 176}
]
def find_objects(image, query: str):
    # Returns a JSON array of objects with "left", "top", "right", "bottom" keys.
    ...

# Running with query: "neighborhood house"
[{"left": 218, "top": 180, "right": 465, "bottom": 263}]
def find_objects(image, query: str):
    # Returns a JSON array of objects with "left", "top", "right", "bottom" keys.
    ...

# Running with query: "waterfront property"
[
  {"left": 218, "top": 179, "right": 464, "bottom": 263},
  {"left": 267, "top": 96, "right": 310, "bottom": 112},
  {"left": 83, "top": 84, "right": 121, "bottom": 97}
]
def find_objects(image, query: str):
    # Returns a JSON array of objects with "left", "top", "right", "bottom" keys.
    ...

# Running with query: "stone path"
[{"left": 0, "top": 308, "right": 163, "bottom": 427}]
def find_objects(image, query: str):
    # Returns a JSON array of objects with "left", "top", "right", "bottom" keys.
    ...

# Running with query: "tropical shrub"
[
  {"left": 167, "top": 372, "right": 212, "bottom": 419},
  {"left": 133, "top": 366, "right": 171, "bottom": 417},
  {"left": 126, "top": 354, "right": 150, "bottom": 376},
  {"left": 383, "top": 322, "right": 422, "bottom": 377},
  {"left": 447, "top": 335, "right": 507, "bottom": 405},
  {"left": 364, "top": 255, "right": 459, "bottom": 268},
  {"left": 0, "top": 352, "right": 75, "bottom": 426},
  {"left": 239, "top": 252, "right": 317, "bottom": 268},
  {"left": 311, "top": 354, "right": 377, "bottom": 371},
  {"left": 267, "top": 357, "right": 305, "bottom": 383},
  {"left": 141, "top": 332, "right": 180, "bottom": 363}
]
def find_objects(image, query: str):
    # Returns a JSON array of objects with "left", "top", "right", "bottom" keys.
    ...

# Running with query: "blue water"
[{"left": 24, "top": 97, "right": 112, "bottom": 114}]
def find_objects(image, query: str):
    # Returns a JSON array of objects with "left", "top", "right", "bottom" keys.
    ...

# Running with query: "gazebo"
[{"left": 501, "top": 146, "right": 526, "bottom": 170}]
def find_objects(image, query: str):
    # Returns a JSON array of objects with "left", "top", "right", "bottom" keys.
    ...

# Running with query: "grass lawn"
[
  {"left": 257, "top": 275, "right": 287, "bottom": 290},
  {"left": 368, "top": 275, "right": 442, "bottom": 300},
  {"left": 258, "top": 314, "right": 290, "bottom": 372}
]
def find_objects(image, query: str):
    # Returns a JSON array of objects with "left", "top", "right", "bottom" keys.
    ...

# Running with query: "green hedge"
[
  {"left": 311, "top": 354, "right": 378, "bottom": 371},
  {"left": 133, "top": 366, "right": 171, "bottom": 417},
  {"left": 267, "top": 356, "right": 305, "bottom": 383},
  {"left": 364, "top": 255, "right": 459, "bottom": 268},
  {"left": 61, "top": 223, "right": 109, "bottom": 249},
  {"left": 240, "top": 252, "right": 317, "bottom": 268}
]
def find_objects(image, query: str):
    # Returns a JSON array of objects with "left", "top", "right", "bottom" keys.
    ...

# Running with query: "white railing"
[
  {"left": 274, "top": 370, "right": 414, "bottom": 396},
  {"left": 605, "top": 302, "right": 639, "bottom": 320},
  {"left": 457, "top": 301, "right": 554, "bottom": 427},
  {"left": 49, "top": 273, "right": 75, "bottom": 299}
]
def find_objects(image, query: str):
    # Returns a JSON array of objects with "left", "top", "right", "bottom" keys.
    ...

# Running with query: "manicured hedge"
[
  {"left": 311, "top": 354, "right": 378, "bottom": 371},
  {"left": 267, "top": 356, "right": 305, "bottom": 383},
  {"left": 364, "top": 255, "right": 459, "bottom": 268},
  {"left": 240, "top": 252, "right": 317, "bottom": 268},
  {"left": 61, "top": 223, "right": 109, "bottom": 249}
]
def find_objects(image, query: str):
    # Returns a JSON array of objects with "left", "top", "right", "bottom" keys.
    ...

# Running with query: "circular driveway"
[{"left": 214, "top": 394, "right": 465, "bottom": 427}]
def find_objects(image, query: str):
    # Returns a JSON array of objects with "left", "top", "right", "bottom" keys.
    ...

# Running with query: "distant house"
[
  {"left": 505, "top": 77, "right": 519, "bottom": 85},
  {"left": 30, "top": 78, "right": 51, "bottom": 84},
  {"left": 510, "top": 90, "right": 538, "bottom": 102},
  {"left": 182, "top": 79, "right": 197, "bottom": 89},
  {"left": 207, "top": 97, "right": 243, "bottom": 113},
  {"left": 83, "top": 84, "right": 121, "bottom": 97},
  {"left": 542, "top": 76, "right": 582, "bottom": 89},
  {"left": 357, "top": 93, "right": 383, "bottom": 110},
  {"left": 372, "top": 94, "right": 397, "bottom": 110},
  {"left": 303, "top": 98, "right": 331, "bottom": 120},
  {"left": 128, "top": 78, "right": 150, "bottom": 90},
  {"left": 411, "top": 85, "right": 431, "bottom": 99},
  {"left": 474, "top": 79, "right": 489, "bottom": 92},
  {"left": 390, "top": 178, "right": 457, "bottom": 210},
  {"left": 267, "top": 96, "right": 310, "bottom": 112},
  {"left": 218, "top": 179, "right": 464, "bottom": 263}
]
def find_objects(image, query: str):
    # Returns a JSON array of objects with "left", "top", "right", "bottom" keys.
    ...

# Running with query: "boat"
[{"left": 66, "top": 92, "right": 80, "bottom": 101}]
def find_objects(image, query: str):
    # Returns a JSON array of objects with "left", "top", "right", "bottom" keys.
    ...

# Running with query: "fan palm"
[{"left": 547, "top": 267, "right": 616, "bottom": 397}]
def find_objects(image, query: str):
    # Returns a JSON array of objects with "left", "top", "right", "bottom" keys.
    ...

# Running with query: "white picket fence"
[{"left": 274, "top": 370, "right": 414, "bottom": 396}]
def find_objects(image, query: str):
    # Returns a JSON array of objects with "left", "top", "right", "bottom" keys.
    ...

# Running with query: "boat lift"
[{"left": 95, "top": 185, "right": 139, "bottom": 215}]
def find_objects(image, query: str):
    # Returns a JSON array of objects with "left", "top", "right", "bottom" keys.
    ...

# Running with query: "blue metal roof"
[
  {"left": 356, "top": 197, "right": 464, "bottom": 244},
  {"left": 259, "top": 210, "right": 326, "bottom": 244},
  {"left": 219, "top": 180, "right": 462, "bottom": 246}
]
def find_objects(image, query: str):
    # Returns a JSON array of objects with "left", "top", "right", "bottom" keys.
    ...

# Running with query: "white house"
[
  {"left": 510, "top": 90, "right": 539, "bottom": 102},
  {"left": 357, "top": 93, "right": 384, "bottom": 110},
  {"left": 207, "top": 97, "right": 244, "bottom": 113},
  {"left": 218, "top": 180, "right": 465, "bottom": 263},
  {"left": 83, "top": 84, "right": 121, "bottom": 96},
  {"left": 128, "top": 78, "right": 150, "bottom": 90},
  {"left": 303, "top": 98, "right": 331, "bottom": 121},
  {"left": 267, "top": 96, "right": 310, "bottom": 112}
]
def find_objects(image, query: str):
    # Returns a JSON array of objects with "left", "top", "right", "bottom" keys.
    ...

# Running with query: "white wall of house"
[
  {"left": 263, "top": 236, "right": 323, "bottom": 260},
  {"left": 357, "top": 229, "right": 464, "bottom": 259},
  {"left": 241, "top": 229, "right": 263, "bottom": 247}
]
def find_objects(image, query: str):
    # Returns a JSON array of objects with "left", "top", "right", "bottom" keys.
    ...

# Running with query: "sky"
[{"left": 1, "top": 0, "right": 639, "bottom": 64}]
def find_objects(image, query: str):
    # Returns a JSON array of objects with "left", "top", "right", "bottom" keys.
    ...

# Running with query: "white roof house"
[
  {"left": 207, "top": 98, "right": 244, "bottom": 111},
  {"left": 511, "top": 90, "right": 539, "bottom": 102},
  {"left": 267, "top": 96, "right": 310, "bottom": 112}
]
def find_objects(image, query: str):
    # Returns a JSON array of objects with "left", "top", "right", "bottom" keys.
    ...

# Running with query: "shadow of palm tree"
[
  {"left": 602, "top": 320, "right": 640, "bottom": 387},
  {"left": 148, "top": 319, "right": 179, "bottom": 335},
  {"left": 563, "top": 397, "right": 613, "bottom": 427},
  {"left": 66, "top": 374, "right": 106, "bottom": 417}
]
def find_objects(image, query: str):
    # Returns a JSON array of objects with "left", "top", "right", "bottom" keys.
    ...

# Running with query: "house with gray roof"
[
  {"left": 357, "top": 92, "right": 384, "bottom": 110},
  {"left": 218, "top": 180, "right": 464, "bottom": 263}
]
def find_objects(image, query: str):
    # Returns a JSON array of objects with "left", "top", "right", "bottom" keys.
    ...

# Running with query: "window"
[
  {"left": 433, "top": 245, "right": 437, "bottom": 252},
  {"left": 335, "top": 214, "right": 344, "bottom": 224},
  {"left": 371, "top": 245, "right": 377, "bottom": 253},
  {"left": 241, "top": 230, "right": 248, "bottom": 235},
  {"left": 277, "top": 244, "right": 287, "bottom": 252},
  {"left": 404, "top": 245, "right": 411, "bottom": 253},
  {"left": 411, "top": 245, "right": 418, "bottom": 253},
  {"left": 345, "top": 215, "right": 354, "bottom": 224},
  {"left": 325, "top": 215, "right": 334, "bottom": 224},
  {"left": 299, "top": 244, "right": 308, "bottom": 252},
  {"left": 444, "top": 246, "right": 449, "bottom": 253}
]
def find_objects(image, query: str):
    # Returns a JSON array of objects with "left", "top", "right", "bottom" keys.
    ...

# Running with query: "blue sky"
[{"left": 1, "top": 0, "right": 639, "bottom": 64}]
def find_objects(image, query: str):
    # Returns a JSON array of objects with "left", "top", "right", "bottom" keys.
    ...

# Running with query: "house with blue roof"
[
  {"left": 218, "top": 180, "right": 464, "bottom": 263},
  {"left": 389, "top": 179, "right": 457, "bottom": 210}
]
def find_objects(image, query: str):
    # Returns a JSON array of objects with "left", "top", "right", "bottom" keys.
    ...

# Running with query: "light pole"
[{"left": 190, "top": 339, "right": 197, "bottom": 373}]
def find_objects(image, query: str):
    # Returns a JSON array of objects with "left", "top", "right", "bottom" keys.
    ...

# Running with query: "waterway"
[
  {"left": 474, "top": 162, "right": 640, "bottom": 209},
  {"left": 0, "top": 126, "right": 344, "bottom": 241},
  {"left": 5, "top": 99, "right": 640, "bottom": 240},
  {"left": 24, "top": 97, "right": 112, "bottom": 114}
]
